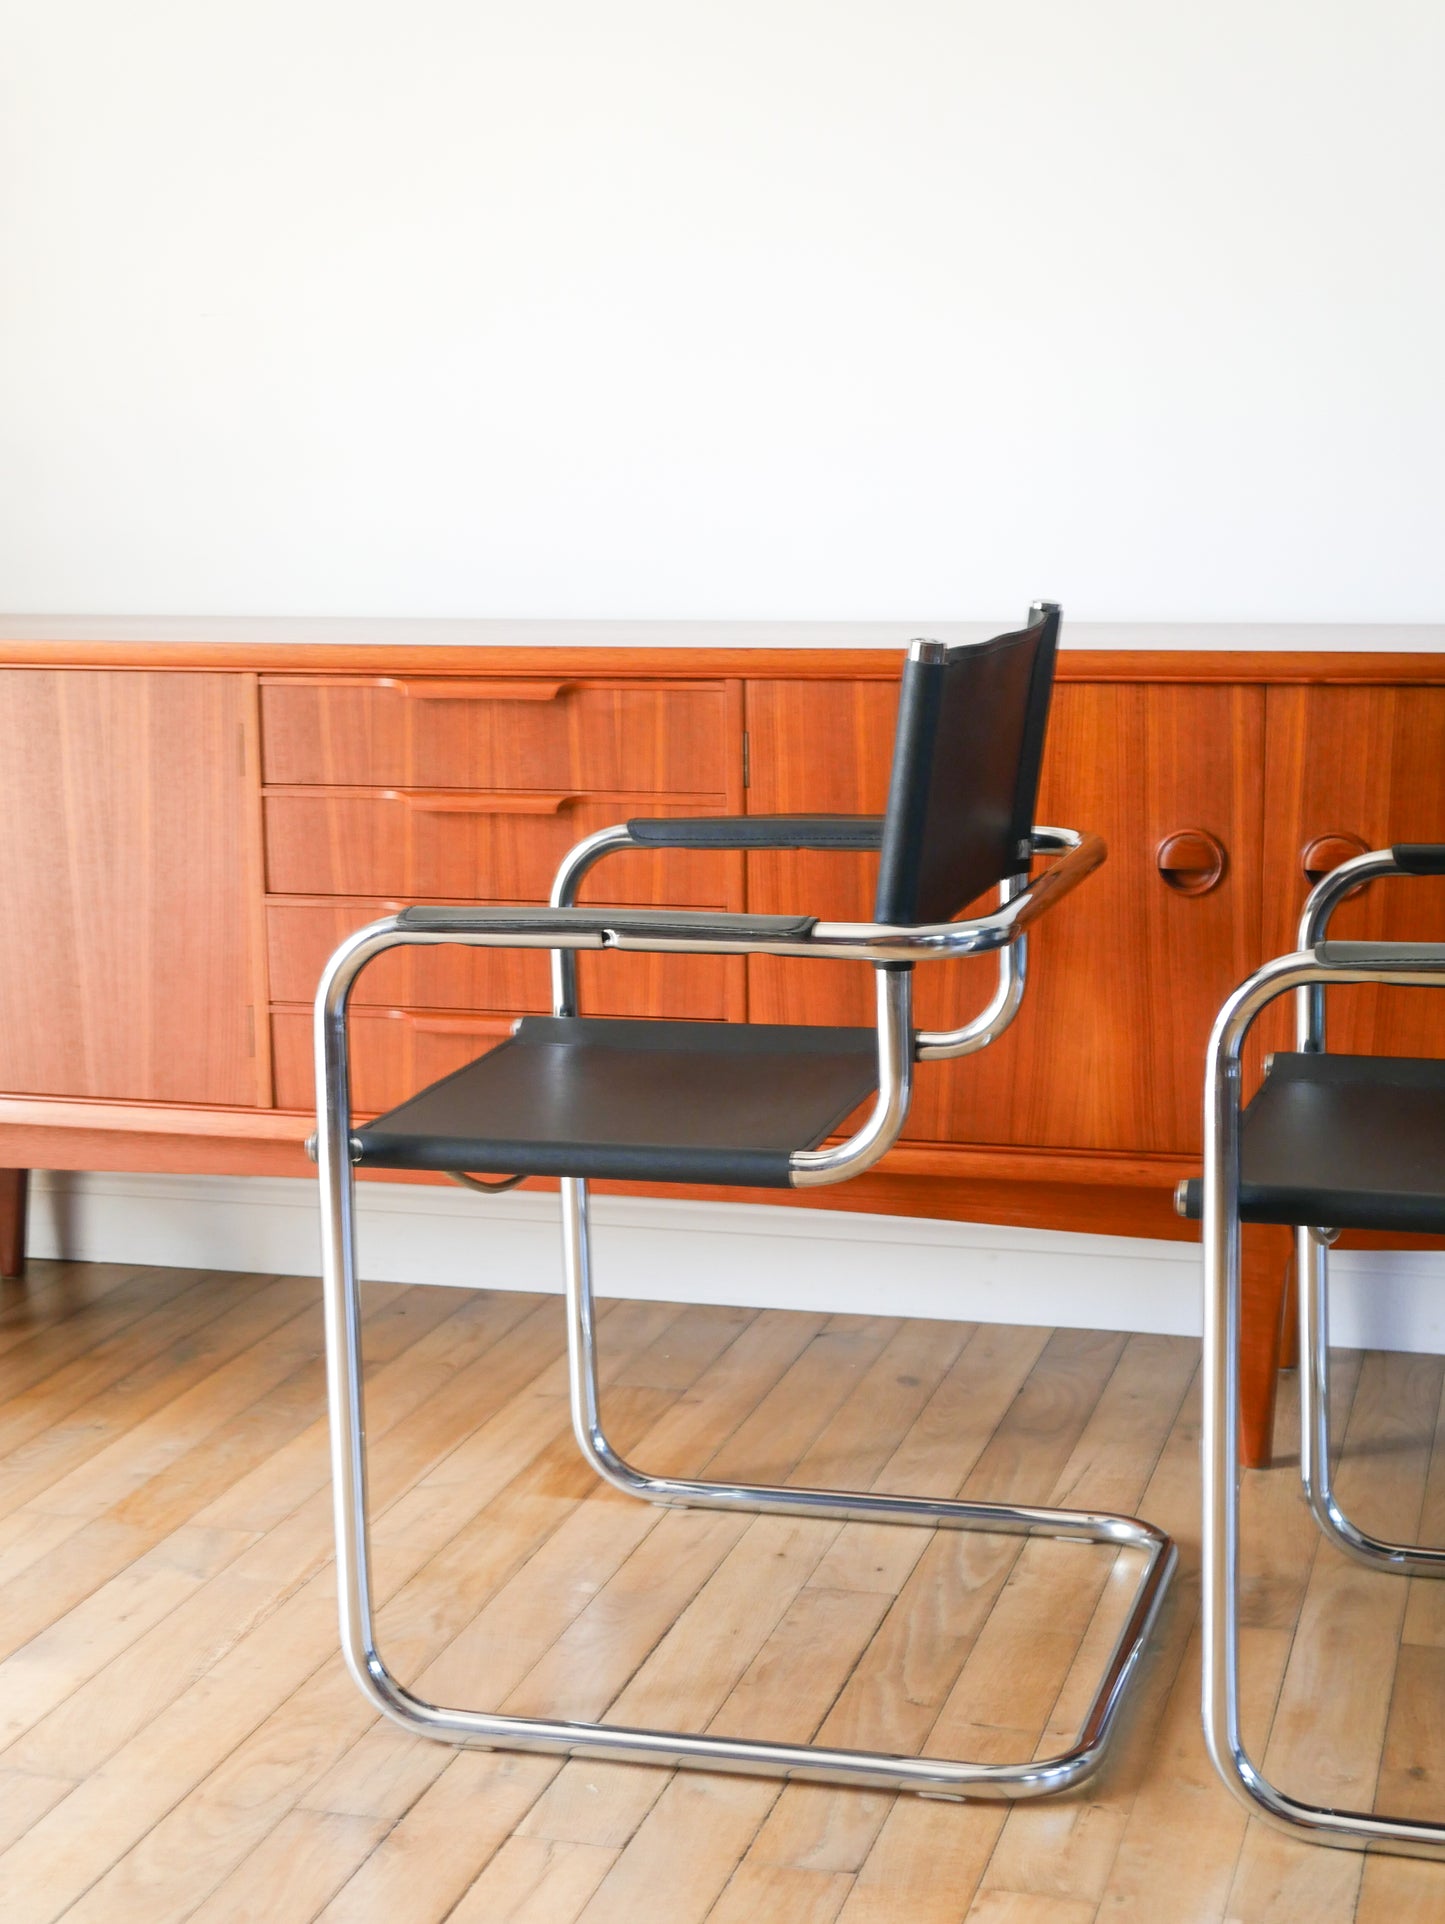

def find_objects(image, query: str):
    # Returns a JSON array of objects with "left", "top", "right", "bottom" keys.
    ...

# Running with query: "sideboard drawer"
[
  {"left": 271, "top": 1006, "right": 514, "bottom": 1114},
  {"left": 260, "top": 677, "right": 732, "bottom": 794},
  {"left": 263, "top": 792, "right": 734, "bottom": 903},
  {"left": 265, "top": 898, "right": 737, "bottom": 1019}
]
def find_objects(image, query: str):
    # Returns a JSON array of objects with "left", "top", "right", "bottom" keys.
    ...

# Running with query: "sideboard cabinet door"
[
  {"left": 0, "top": 671, "right": 263, "bottom": 1105},
  {"left": 745, "top": 678, "right": 1266, "bottom": 1155},
  {"left": 1261, "top": 685, "right": 1445, "bottom": 1060}
]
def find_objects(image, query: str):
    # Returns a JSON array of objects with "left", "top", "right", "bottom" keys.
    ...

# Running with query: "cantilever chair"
[
  {"left": 1180, "top": 843, "right": 1445, "bottom": 1857},
  {"left": 314, "top": 602, "right": 1177, "bottom": 1802}
]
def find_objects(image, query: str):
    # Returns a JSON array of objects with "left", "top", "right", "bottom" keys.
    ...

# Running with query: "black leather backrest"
[{"left": 873, "top": 603, "right": 1060, "bottom": 926}]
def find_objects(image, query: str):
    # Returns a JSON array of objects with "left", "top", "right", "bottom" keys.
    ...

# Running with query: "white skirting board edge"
[{"left": 23, "top": 1170, "right": 1445, "bottom": 1355}]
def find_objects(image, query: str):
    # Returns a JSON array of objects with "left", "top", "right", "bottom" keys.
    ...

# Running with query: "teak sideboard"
[{"left": 3, "top": 639, "right": 1444, "bottom": 1467}]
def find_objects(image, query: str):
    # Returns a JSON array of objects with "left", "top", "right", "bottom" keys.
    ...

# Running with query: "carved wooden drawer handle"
[
  {"left": 402, "top": 1012, "right": 517, "bottom": 1039},
  {"left": 1156, "top": 829, "right": 1227, "bottom": 896},
  {"left": 388, "top": 789, "right": 577, "bottom": 816},
  {"left": 379, "top": 678, "right": 571, "bottom": 702},
  {"left": 1302, "top": 833, "right": 1370, "bottom": 886}
]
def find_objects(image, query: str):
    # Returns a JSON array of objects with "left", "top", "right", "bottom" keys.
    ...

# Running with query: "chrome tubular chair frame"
[
  {"left": 547, "top": 823, "right": 1032, "bottom": 1063},
  {"left": 1294, "top": 852, "right": 1445, "bottom": 1577},
  {"left": 1201, "top": 927, "right": 1445, "bottom": 1856},
  {"left": 315, "top": 826, "right": 1175, "bottom": 1801}
]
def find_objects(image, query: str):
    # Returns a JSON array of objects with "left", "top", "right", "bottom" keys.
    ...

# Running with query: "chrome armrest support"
[
  {"left": 546, "top": 823, "right": 1102, "bottom": 971},
  {"left": 1295, "top": 847, "right": 1443, "bottom": 1052},
  {"left": 789, "top": 968, "right": 913, "bottom": 1188},
  {"left": 798, "top": 826, "right": 1102, "bottom": 962},
  {"left": 550, "top": 825, "right": 640, "bottom": 1015},
  {"left": 544, "top": 824, "right": 1100, "bottom": 1078},
  {"left": 994, "top": 827, "right": 1106, "bottom": 937},
  {"left": 915, "top": 875, "right": 1028, "bottom": 1061}
]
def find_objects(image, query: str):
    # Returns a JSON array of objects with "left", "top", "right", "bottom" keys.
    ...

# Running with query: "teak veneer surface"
[
  {"left": 0, "top": 1259, "right": 1440, "bottom": 1921},
  {"left": 260, "top": 677, "right": 732, "bottom": 793},
  {"left": 0, "top": 671, "right": 263, "bottom": 1108},
  {"left": 261, "top": 790, "right": 737, "bottom": 906},
  {"left": 1260, "top": 686, "right": 1445, "bottom": 1061}
]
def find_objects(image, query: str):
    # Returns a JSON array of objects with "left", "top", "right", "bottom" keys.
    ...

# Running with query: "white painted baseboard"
[{"left": 24, "top": 1171, "right": 1445, "bottom": 1356}]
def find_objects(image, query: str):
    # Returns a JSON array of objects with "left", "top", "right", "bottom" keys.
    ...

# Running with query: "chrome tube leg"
[
  {"left": 316, "top": 941, "right": 421, "bottom": 1732},
  {"left": 561, "top": 1175, "right": 645, "bottom": 1495},
  {"left": 1201, "top": 1030, "right": 1250, "bottom": 1807},
  {"left": 1201, "top": 962, "right": 1445, "bottom": 1857},
  {"left": 552, "top": 1163, "right": 1175, "bottom": 1795},
  {"left": 318, "top": 1104, "right": 395, "bottom": 1716},
  {"left": 1298, "top": 1228, "right": 1445, "bottom": 1574},
  {"left": 1297, "top": 1226, "right": 1334, "bottom": 1537}
]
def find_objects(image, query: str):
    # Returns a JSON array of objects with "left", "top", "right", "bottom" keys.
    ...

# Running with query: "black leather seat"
[
  {"left": 355, "top": 1015, "right": 880, "bottom": 1186},
  {"left": 1179, "top": 1050, "right": 1445, "bottom": 1233}
]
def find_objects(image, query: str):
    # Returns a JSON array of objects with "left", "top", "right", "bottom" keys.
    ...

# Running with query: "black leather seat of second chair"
[
  {"left": 354, "top": 1016, "right": 881, "bottom": 1188},
  {"left": 1180, "top": 1050, "right": 1445, "bottom": 1234},
  {"left": 1242, "top": 1053, "right": 1445, "bottom": 1233}
]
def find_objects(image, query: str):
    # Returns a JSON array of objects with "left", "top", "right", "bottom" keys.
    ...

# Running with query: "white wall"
[{"left": 2, "top": 1, "right": 1443, "bottom": 623}]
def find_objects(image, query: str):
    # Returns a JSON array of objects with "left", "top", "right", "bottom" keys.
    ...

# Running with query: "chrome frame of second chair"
[
  {"left": 314, "top": 818, "right": 1177, "bottom": 1801},
  {"left": 1200, "top": 852, "right": 1445, "bottom": 1856},
  {"left": 1294, "top": 852, "right": 1445, "bottom": 1582}
]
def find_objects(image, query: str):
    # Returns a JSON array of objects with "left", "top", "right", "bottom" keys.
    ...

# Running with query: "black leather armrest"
[
  {"left": 1317, "top": 941, "right": 1445, "bottom": 969},
  {"left": 1393, "top": 844, "right": 1445, "bottom": 876},
  {"left": 625, "top": 815, "right": 884, "bottom": 852},
  {"left": 396, "top": 904, "right": 816, "bottom": 941},
  {"left": 398, "top": 906, "right": 612, "bottom": 933}
]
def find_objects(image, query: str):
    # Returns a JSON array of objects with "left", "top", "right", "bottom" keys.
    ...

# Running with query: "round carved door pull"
[
  {"left": 1302, "top": 833, "right": 1370, "bottom": 886},
  {"left": 1156, "top": 829, "right": 1227, "bottom": 895}
]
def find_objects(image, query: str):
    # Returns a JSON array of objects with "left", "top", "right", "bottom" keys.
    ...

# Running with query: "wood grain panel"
[
  {"left": 0, "top": 671, "right": 260, "bottom": 1105},
  {"left": 742, "top": 675, "right": 897, "bottom": 1030},
  {"left": 1261, "top": 686, "right": 1445, "bottom": 1059},
  {"left": 260, "top": 678, "right": 731, "bottom": 793},
  {"left": 746, "top": 679, "right": 1266, "bottom": 1154},
  {"left": 265, "top": 898, "right": 738, "bottom": 1021},
  {"left": 262, "top": 792, "right": 736, "bottom": 905},
  {"left": 746, "top": 678, "right": 901, "bottom": 817},
  {"left": 270, "top": 1007, "right": 513, "bottom": 1115}
]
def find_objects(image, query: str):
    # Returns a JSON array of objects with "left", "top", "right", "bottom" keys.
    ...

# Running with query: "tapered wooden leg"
[
  {"left": 1239, "top": 1223, "right": 1294, "bottom": 1469},
  {"left": 0, "top": 1169, "right": 29, "bottom": 1279}
]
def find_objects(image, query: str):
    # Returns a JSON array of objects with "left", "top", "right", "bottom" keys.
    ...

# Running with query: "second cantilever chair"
[
  {"left": 1180, "top": 842, "right": 1445, "bottom": 1856},
  {"left": 314, "top": 603, "right": 1177, "bottom": 1801}
]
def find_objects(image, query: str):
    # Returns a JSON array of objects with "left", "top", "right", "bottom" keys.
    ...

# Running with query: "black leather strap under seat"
[
  {"left": 1177, "top": 1053, "right": 1445, "bottom": 1233},
  {"left": 626, "top": 815, "right": 884, "bottom": 851},
  {"left": 353, "top": 1017, "right": 881, "bottom": 1187}
]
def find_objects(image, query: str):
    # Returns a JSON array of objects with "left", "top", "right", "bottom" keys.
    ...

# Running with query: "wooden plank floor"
[{"left": 2, "top": 1260, "right": 1445, "bottom": 1922}]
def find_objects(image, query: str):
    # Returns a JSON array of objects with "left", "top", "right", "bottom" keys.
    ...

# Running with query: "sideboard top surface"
[{"left": 2, "top": 636, "right": 1445, "bottom": 683}]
